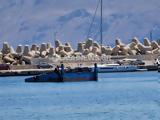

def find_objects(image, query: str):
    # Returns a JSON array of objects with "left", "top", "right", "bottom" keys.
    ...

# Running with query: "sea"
[{"left": 0, "top": 71, "right": 160, "bottom": 120}]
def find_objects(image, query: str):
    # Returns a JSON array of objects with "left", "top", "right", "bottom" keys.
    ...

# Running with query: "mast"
[
  {"left": 100, "top": 0, "right": 103, "bottom": 53},
  {"left": 54, "top": 31, "right": 57, "bottom": 48}
]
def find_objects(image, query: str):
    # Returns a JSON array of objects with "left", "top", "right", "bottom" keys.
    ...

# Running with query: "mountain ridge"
[{"left": 0, "top": 0, "right": 160, "bottom": 48}]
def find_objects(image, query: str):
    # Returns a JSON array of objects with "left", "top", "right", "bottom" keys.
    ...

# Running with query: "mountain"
[{"left": 0, "top": 0, "right": 160, "bottom": 48}]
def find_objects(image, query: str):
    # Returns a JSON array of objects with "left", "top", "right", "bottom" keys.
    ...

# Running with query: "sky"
[{"left": 0, "top": 0, "right": 160, "bottom": 47}]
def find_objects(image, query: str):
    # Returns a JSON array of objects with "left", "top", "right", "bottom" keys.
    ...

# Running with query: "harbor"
[
  {"left": 0, "top": 37, "right": 160, "bottom": 77},
  {"left": 1, "top": 0, "right": 160, "bottom": 119},
  {"left": 0, "top": 63, "right": 158, "bottom": 77}
]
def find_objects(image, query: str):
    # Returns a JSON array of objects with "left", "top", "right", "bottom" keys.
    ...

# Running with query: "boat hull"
[
  {"left": 25, "top": 64, "right": 98, "bottom": 82},
  {"left": 25, "top": 72, "right": 97, "bottom": 82},
  {"left": 158, "top": 65, "right": 160, "bottom": 72},
  {"left": 95, "top": 65, "right": 138, "bottom": 73}
]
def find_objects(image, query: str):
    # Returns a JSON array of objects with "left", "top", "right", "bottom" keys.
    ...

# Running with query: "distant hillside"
[{"left": 0, "top": 0, "right": 160, "bottom": 48}]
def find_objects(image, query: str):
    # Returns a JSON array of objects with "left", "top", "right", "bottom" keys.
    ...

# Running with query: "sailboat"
[{"left": 89, "top": 0, "right": 138, "bottom": 73}]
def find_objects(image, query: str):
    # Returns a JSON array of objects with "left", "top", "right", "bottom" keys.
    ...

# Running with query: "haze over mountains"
[{"left": 0, "top": 0, "right": 160, "bottom": 47}]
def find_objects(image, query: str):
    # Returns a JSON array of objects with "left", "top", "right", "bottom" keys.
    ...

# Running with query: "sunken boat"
[{"left": 25, "top": 63, "right": 98, "bottom": 82}]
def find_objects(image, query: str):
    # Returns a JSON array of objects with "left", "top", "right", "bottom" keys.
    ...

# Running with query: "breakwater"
[{"left": 0, "top": 37, "right": 160, "bottom": 66}]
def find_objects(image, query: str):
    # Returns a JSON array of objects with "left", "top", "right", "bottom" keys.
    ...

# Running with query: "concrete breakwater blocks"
[{"left": 0, "top": 37, "right": 160, "bottom": 65}]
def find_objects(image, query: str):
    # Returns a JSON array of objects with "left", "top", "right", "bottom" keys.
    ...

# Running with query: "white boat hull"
[{"left": 90, "top": 64, "right": 138, "bottom": 73}]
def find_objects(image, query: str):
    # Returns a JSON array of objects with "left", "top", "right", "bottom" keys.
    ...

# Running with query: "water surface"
[{"left": 0, "top": 72, "right": 160, "bottom": 120}]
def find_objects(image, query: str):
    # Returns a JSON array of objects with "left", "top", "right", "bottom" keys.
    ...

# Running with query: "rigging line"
[
  {"left": 93, "top": 29, "right": 100, "bottom": 40},
  {"left": 86, "top": 0, "right": 101, "bottom": 39}
]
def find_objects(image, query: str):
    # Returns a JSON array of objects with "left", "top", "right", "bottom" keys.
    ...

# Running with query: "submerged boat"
[
  {"left": 90, "top": 64, "right": 138, "bottom": 73},
  {"left": 25, "top": 64, "right": 98, "bottom": 82}
]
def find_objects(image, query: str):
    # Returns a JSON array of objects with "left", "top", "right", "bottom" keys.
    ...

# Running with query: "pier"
[{"left": 0, "top": 69, "right": 54, "bottom": 77}]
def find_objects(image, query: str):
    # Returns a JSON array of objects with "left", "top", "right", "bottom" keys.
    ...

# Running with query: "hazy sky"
[
  {"left": 1, "top": 0, "right": 160, "bottom": 16},
  {"left": 0, "top": 0, "right": 160, "bottom": 47}
]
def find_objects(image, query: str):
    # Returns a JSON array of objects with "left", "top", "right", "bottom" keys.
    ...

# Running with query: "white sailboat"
[
  {"left": 90, "top": 0, "right": 138, "bottom": 73},
  {"left": 95, "top": 64, "right": 138, "bottom": 73}
]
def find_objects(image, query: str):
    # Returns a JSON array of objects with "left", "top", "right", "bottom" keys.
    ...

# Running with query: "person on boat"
[
  {"left": 54, "top": 66, "right": 59, "bottom": 73},
  {"left": 54, "top": 65, "right": 62, "bottom": 82}
]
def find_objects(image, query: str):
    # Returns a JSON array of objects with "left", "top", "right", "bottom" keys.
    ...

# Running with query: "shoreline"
[{"left": 0, "top": 65, "right": 157, "bottom": 77}]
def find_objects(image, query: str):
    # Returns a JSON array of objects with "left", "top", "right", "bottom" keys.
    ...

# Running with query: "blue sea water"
[{"left": 0, "top": 72, "right": 160, "bottom": 120}]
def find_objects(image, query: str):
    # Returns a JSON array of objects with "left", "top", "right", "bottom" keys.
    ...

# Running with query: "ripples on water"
[{"left": 0, "top": 71, "right": 160, "bottom": 120}]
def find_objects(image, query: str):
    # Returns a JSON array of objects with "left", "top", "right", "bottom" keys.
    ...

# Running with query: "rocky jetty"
[{"left": 0, "top": 37, "right": 160, "bottom": 65}]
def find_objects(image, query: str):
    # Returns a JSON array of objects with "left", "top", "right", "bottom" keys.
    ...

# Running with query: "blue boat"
[{"left": 25, "top": 63, "right": 98, "bottom": 82}]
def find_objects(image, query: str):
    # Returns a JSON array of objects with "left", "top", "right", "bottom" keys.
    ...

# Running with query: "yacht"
[{"left": 91, "top": 64, "right": 138, "bottom": 73}]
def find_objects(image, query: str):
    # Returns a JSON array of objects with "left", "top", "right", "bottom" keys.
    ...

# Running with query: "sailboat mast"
[
  {"left": 100, "top": 0, "right": 103, "bottom": 53},
  {"left": 54, "top": 31, "right": 57, "bottom": 48}
]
